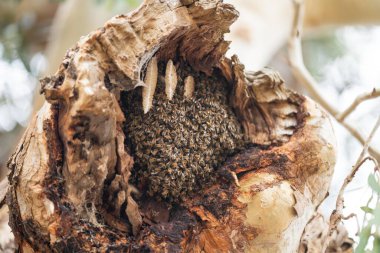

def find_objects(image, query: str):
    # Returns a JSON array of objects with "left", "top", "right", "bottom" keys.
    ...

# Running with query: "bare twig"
[
  {"left": 337, "top": 88, "right": 380, "bottom": 121},
  {"left": 342, "top": 213, "right": 360, "bottom": 236},
  {"left": 329, "top": 116, "right": 380, "bottom": 235},
  {"left": 366, "top": 155, "right": 379, "bottom": 169},
  {"left": 288, "top": 0, "right": 380, "bottom": 161}
]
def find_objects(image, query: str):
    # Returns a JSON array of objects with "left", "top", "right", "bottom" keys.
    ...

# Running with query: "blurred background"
[{"left": 0, "top": 0, "right": 379, "bottom": 250}]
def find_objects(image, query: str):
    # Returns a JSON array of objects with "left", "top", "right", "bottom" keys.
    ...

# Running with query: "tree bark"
[{"left": 2, "top": 0, "right": 342, "bottom": 252}]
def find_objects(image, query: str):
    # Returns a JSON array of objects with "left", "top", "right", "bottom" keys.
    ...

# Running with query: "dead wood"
[{"left": 4, "top": 0, "right": 338, "bottom": 252}]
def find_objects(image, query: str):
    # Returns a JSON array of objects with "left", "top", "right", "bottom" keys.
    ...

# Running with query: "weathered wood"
[{"left": 5, "top": 0, "right": 338, "bottom": 252}]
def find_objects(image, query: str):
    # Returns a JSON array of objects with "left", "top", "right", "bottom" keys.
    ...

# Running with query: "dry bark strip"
[
  {"left": 4, "top": 0, "right": 339, "bottom": 252},
  {"left": 0, "top": 178, "right": 8, "bottom": 208}
]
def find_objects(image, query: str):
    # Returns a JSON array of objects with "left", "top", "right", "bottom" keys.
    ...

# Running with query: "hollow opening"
[{"left": 120, "top": 59, "right": 247, "bottom": 202}]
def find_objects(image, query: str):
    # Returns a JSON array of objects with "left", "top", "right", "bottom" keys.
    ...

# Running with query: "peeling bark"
[
  {"left": 0, "top": 179, "right": 7, "bottom": 208},
  {"left": 5, "top": 0, "right": 341, "bottom": 252},
  {"left": 299, "top": 213, "right": 354, "bottom": 253}
]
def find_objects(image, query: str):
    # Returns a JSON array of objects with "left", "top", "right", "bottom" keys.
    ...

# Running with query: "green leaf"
[
  {"left": 355, "top": 225, "right": 371, "bottom": 253},
  {"left": 374, "top": 236, "right": 380, "bottom": 253},
  {"left": 368, "top": 174, "right": 380, "bottom": 193},
  {"left": 374, "top": 204, "right": 380, "bottom": 226},
  {"left": 361, "top": 206, "right": 374, "bottom": 214}
]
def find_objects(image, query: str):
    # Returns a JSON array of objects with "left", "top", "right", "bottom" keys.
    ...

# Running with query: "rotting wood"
[{"left": 4, "top": 0, "right": 340, "bottom": 252}]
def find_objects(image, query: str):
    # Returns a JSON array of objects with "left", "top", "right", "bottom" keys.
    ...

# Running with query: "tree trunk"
[{"left": 1, "top": 0, "right": 342, "bottom": 252}]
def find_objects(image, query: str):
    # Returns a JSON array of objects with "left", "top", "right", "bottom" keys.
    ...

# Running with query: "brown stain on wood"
[{"left": 4, "top": 0, "right": 338, "bottom": 252}]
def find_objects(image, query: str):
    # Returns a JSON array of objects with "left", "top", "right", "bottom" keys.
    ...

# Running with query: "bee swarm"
[{"left": 123, "top": 60, "right": 246, "bottom": 201}]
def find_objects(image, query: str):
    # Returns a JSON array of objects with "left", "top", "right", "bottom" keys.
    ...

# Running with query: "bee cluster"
[{"left": 122, "top": 60, "right": 246, "bottom": 201}]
